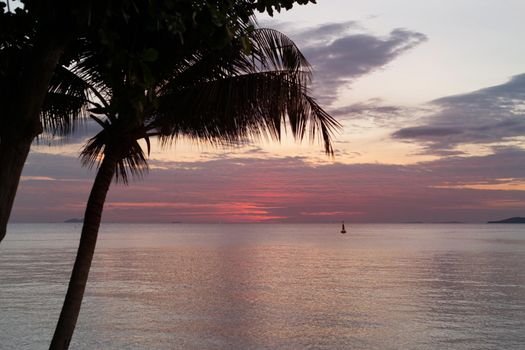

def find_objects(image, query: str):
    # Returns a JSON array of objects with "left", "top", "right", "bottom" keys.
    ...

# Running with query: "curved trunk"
[
  {"left": 49, "top": 151, "right": 118, "bottom": 350},
  {"left": 0, "top": 34, "right": 68, "bottom": 243},
  {"left": 0, "top": 139, "right": 33, "bottom": 242}
]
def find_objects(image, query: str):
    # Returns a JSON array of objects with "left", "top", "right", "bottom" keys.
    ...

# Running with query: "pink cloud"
[{"left": 12, "top": 148, "right": 525, "bottom": 223}]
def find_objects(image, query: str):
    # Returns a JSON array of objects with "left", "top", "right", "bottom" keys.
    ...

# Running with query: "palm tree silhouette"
[
  {"left": 0, "top": 28, "right": 91, "bottom": 242},
  {"left": 49, "top": 26, "right": 340, "bottom": 349}
]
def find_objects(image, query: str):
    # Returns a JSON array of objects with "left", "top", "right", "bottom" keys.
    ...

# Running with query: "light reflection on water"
[{"left": 1, "top": 224, "right": 524, "bottom": 349}]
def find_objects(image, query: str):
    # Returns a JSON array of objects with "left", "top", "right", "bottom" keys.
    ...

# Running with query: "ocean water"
[{"left": 1, "top": 223, "right": 524, "bottom": 350}]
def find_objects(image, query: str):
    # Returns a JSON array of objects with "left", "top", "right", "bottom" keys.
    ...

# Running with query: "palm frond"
[
  {"left": 157, "top": 27, "right": 311, "bottom": 93},
  {"left": 114, "top": 139, "right": 149, "bottom": 184},
  {"left": 251, "top": 28, "right": 311, "bottom": 76},
  {"left": 156, "top": 45, "right": 252, "bottom": 94},
  {"left": 40, "top": 66, "right": 93, "bottom": 137},
  {"left": 153, "top": 70, "right": 339, "bottom": 154},
  {"left": 74, "top": 22, "right": 339, "bottom": 185},
  {"left": 70, "top": 48, "right": 113, "bottom": 100},
  {"left": 80, "top": 117, "right": 149, "bottom": 184}
]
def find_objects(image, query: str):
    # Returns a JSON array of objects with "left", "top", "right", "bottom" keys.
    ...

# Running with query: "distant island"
[
  {"left": 487, "top": 217, "right": 525, "bottom": 224},
  {"left": 64, "top": 218, "right": 83, "bottom": 223}
]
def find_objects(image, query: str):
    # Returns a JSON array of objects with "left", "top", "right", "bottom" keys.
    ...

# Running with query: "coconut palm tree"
[
  {"left": 0, "top": 1, "right": 109, "bottom": 243},
  {"left": 0, "top": 0, "right": 319, "bottom": 244},
  {"left": 0, "top": 30, "right": 93, "bottom": 240},
  {"left": 49, "top": 26, "right": 339, "bottom": 349}
]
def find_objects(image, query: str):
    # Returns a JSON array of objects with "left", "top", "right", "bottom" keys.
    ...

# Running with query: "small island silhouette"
[{"left": 487, "top": 217, "right": 525, "bottom": 224}]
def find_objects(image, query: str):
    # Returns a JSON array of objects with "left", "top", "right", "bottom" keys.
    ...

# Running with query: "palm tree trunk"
[
  {"left": 0, "top": 138, "right": 33, "bottom": 242},
  {"left": 0, "top": 35, "right": 68, "bottom": 243},
  {"left": 49, "top": 150, "right": 118, "bottom": 350}
]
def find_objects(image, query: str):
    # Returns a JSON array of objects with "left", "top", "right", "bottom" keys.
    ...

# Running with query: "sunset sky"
[{"left": 12, "top": 0, "right": 525, "bottom": 223}]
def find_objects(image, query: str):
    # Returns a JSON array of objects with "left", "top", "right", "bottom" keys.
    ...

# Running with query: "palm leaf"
[
  {"left": 80, "top": 117, "right": 149, "bottom": 184},
  {"left": 76, "top": 24, "right": 339, "bottom": 183},
  {"left": 251, "top": 28, "right": 311, "bottom": 76},
  {"left": 153, "top": 70, "right": 339, "bottom": 154},
  {"left": 157, "top": 28, "right": 311, "bottom": 92},
  {"left": 40, "top": 63, "right": 110, "bottom": 137}
]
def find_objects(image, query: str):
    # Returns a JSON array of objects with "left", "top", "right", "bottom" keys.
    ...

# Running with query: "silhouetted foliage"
[
  {"left": 0, "top": 0, "right": 319, "bottom": 243},
  {"left": 50, "top": 18, "right": 338, "bottom": 348}
]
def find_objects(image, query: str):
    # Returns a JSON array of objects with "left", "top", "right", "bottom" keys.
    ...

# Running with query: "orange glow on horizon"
[
  {"left": 433, "top": 179, "right": 525, "bottom": 192},
  {"left": 104, "top": 201, "right": 288, "bottom": 222}
]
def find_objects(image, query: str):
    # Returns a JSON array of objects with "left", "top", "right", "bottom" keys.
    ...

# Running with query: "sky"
[{"left": 11, "top": 0, "right": 525, "bottom": 223}]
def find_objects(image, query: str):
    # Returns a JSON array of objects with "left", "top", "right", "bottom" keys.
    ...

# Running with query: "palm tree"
[
  {"left": 0, "top": 1, "right": 104, "bottom": 243},
  {"left": 0, "top": 0, "right": 317, "bottom": 244},
  {"left": 49, "top": 26, "right": 340, "bottom": 349}
]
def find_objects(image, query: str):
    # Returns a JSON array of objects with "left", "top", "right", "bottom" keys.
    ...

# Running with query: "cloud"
[
  {"left": 39, "top": 119, "right": 102, "bottom": 146},
  {"left": 393, "top": 126, "right": 463, "bottom": 138},
  {"left": 332, "top": 102, "right": 402, "bottom": 118},
  {"left": 393, "top": 73, "right": 525, "bottom": 154},
  {"left": 20, "top": 151, "right": 91, "bottom": 180},
  {"left": 290, "top": 21, "right": 363, "bottom": 43},
  {"left": 11, "top": 148, "right": 525, "bottom": 223},
  {"left": 300, "top": 27, "right": 427, "bottom": 103},
  {"left": 329, "top": 98, "right": 414, "bottom": 129},
  {"left": 20, "top": 176, "right": 56, "bottom": 181},
  {"left": 264, "top": 21, "right": 427, "bottom": 105}
]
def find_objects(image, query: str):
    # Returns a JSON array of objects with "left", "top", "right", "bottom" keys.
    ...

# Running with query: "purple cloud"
[
  {"left": 303, "top": 28, "right": 427, "bottom": 103},
  {"left": 12, "top": 148, "right": 525, "bottom": 223},
  {"left": 265, "top": 21, "right": 427, "bottom": 104},
  {"left": 393, "top": 74, "right": 525, "bottom": 154}
]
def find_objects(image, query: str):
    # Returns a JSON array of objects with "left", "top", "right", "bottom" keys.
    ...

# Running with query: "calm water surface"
[{"left": 1, "top": 223, "right": 524, "bottom": 349}]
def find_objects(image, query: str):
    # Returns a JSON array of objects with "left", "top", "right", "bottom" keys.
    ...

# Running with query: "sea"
[{"left": 1, "top": 223, "right": 524, "bottom": 349}]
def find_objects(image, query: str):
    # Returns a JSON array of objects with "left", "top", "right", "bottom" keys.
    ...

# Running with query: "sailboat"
[{"left": 340, "top": 221, "right": 347, "bottom": 234}]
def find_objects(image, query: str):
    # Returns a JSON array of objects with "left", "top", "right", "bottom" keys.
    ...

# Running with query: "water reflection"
[
  {"left": 1, "top": 224, "right": 524, "bottom": 349},
  {"left": 417, "top": 252, "right": 525, "bottom": 348}
]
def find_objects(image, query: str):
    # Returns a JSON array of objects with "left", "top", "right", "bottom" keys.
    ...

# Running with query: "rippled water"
[{"left": 1, "top": 223, "right": 524, "bottom": 349}]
